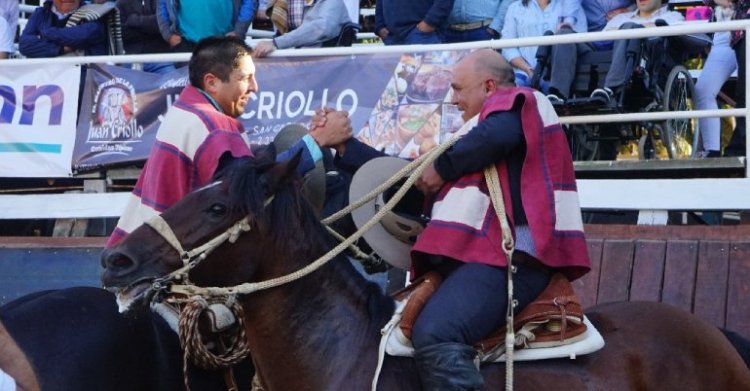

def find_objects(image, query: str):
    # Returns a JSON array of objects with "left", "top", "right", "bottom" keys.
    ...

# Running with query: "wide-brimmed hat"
[
  {"left": 350, "top": 156, "right": 427, "bottom": 270},
  {"left": 273, "top": 124, "right": 326, "bottom": 213}
]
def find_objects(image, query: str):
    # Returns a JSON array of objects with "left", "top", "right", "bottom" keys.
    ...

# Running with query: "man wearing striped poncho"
[
  {"left": 406, "top": 49, "right": 591, "bottom": 390},
  {"left": 108, "top": 36, "right": 352, "bottom": 246}
]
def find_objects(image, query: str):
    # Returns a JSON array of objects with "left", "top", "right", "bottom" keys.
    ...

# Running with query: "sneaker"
[
  {"left": 590, "top": 87, "right": 614, "bottom": 103},
  {"left": 702, "top": 150, "right": 722, "bottom": 158},
  {"left": 546, "top": 93, "right": 564, "bottom": 104}
]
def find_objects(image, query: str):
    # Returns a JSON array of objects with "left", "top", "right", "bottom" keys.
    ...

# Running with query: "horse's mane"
[
  {"left": 216, "top": 155, "right": 396, "bottom": 326},
  {"left": 217, "top": 155, "right": 330, "bottom": 253}
]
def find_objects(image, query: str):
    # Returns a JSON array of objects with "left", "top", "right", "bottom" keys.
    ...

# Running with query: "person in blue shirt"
[
  {"left": 375, "top": 0, "right": 454, "bottom": 45},
  {"left": 443, "top": 0, "right": 513, "bottom": 43},
  {"left": 157, "top": 0, "right": 254, "bottom": 52},
  {"left": 19, "top": 0, "right": 108, "bottom": 57}
]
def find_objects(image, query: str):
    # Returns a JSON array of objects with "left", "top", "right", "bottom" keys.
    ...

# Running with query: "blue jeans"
[
  {"left": 143, "top": 62, "right": 176, "bottom": 74},
  {"left": 123, "top": 62, "right": 176, "bottom": 75},
  {"left": 443, "top": 26, "right": 496, "bottom": 44},
  {"left": 411, "top": 260, "right": 550, "bottom": 349},
  {"left": 384, "top": 27, "right": 442, "bottom": 45}
]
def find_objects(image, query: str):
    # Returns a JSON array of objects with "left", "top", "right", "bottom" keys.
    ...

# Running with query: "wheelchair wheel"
[
  {"left": 663, "top": 65, "right": 699, "bottom": 159},
  {"left": 567, "top": 124, "right": 599, "bottom": 161}
]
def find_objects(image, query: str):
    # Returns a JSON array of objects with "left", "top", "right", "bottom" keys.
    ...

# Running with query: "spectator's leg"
[
  {"left": 448, "top": 26, "right": 494, "bottom": 43},
  {"left": 726, "top": 36, "right": 747, "bottom": 157},
  {"left": 442, "top": 28, "right": 461, "bottom": 44},
  {"left": 695, "top": 42, "right": 737, "bottom": 154},
  {"left": 604, "top": 23, "right": 644, "bottom": 90},
  {"left": 143, "top": 62, "right": 177, "bottom": 75},
  {"left": 404, "top": 27, "right": 443, "bottom": 45},
  {"left": 549, "top": 27, "right": 594, "bottom": 99}
]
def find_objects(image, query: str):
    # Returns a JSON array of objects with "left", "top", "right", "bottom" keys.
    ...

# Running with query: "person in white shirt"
[
  {"left": 0, "top": 1, "right": 18, "bottom": 59},
  {"left": 501, "top": 0, "right": 588, "bottom": 87}
]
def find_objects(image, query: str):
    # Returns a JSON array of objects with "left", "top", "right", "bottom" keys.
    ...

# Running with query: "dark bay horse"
[
  {"left": 0, "top": 287, "right": 254, "bottom": 391},
  {"left": 101, "top": 155, "right": 750, "bottom": 390}
]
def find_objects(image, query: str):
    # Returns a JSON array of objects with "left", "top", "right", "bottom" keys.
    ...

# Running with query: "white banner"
[{"left": 0, "top": 64, "right": 81, "bottom": 177}]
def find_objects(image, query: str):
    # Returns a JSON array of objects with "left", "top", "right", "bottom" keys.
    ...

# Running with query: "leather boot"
[{"left": 414, "top": 342, "right": 484, "bottom": 391}]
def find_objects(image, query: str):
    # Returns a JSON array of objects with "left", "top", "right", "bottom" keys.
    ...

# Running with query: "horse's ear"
[
  {"left": 263, "top": 149, "right": 302, "bottom": 193},
  {"left": 253, "top": 143, "right": 276, "bottom": 163}
]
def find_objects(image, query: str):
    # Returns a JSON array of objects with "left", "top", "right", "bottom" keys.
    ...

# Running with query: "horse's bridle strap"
[
  {"left": 145, "top": 215, "right": 252, "bottom": 269},
  {"left": 146, "top": 215, "right": 187, "bottom": 261}
]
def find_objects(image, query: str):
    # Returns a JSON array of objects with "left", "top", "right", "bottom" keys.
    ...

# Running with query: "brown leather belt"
[
  {"left": 512, "top": 252, "right": 551, "bottom": 276},
  {"left": 448, "top": 18, "right": 493, "bottom": 31}
]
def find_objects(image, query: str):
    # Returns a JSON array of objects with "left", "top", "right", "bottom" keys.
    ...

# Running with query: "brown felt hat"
[{"left": 273, "top": 124, "right": 326, "bottom": 213}]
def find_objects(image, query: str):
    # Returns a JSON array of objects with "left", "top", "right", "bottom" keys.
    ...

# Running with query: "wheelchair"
[
  {"left": 322, "top": 22, "right": 361, "bottom": 47},
  {"left": 532, "top": 28, "right": 711, "bottom": 160}
]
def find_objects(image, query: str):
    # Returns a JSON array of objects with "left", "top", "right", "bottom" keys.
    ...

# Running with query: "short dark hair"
[{"left": 189, "top": 36, "right": 253, "bottom": 89}]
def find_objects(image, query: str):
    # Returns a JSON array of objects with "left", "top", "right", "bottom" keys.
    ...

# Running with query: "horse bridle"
[{"left": 142, "top": 196, "right": 274, "bottom": 297}]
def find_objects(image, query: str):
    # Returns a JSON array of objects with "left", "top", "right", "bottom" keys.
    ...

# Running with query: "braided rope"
[
  {"left": 484, "top": 165, "right": 516, "bottom": 391},
  {"left": 177, "top": 296, "right": 251, "bottom": 391}
]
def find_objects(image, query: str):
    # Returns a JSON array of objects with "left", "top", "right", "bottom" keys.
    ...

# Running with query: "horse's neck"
[{"left": 244, "top": 256, "right": 395, "bottom": 390}]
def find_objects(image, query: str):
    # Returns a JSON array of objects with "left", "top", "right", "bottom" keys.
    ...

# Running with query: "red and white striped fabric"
[
  {"left": 107, "top": 85, "right": 252, "bottom": 247},
  {"left": 412, "top": 88, "right": 591, "bottom": 281}
]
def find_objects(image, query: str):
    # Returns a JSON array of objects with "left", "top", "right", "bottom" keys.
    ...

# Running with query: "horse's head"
[{"left": 101, "top": 152, "right": 326, "bottom": 311}]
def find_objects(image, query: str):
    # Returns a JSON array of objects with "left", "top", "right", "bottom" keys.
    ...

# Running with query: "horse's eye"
[{"left": 208, "top": 203, "right": 227, "bottom": 216}]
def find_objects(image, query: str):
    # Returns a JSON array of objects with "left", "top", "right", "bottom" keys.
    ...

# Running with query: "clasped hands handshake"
[{"left": 309, "top": 108, "right": 444, "bottom": 195}]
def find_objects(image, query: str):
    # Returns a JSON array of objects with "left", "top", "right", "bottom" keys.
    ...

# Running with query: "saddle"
[
  {"left": 392, "top": 271, "right": 587, "bottom": 355},
  {"left": 475, "top": 273, "right": 587, "bottom": 353}
]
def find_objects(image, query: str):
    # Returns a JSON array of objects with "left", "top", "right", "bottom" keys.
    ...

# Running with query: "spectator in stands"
[
  {"left": 544, "top": 0, "right": 635, "bottom": 101},
  {"left": 156, "top": 0, "right": 254, "bottom": 53},
  {"left": 252, "top": 0, "right": 351, "bottom": 57},
  {"left": 116, "top": 0, "right": 175, "bottom": 73},
  {"left": 0, "top": 1, "right": 18, "bottom": 59},
  {"left": 695, "top": 0, "right": 737, "bottom": 157},
  {"left": 374, "top": 0, "right": 454, "bottom": 45},
  {"left": 724, "top": 0, "right": 748, "bottom": 156},
  {"left": 545, "top": 0, "right": 682, "bottom": 102},
  {"left": 252, "top": 0, "right": 274, "bottom": 30},
  {"left": 582, "top": 0, "right": 633, "bottom": 34},
  {"left": 442, "top": 0, "right": 509, "bottom": 43},
  {"left": 588, "top": 0, "right": 684, "bottom": 102},
  {"left": 107, "top": 35, "right": 352, "bottom": 245},
  {"left": 501, "top": 0, "right": 587, "bottom": 87},
  {"left": 19, "top": 0, "right": 108, "bottom": 57}
]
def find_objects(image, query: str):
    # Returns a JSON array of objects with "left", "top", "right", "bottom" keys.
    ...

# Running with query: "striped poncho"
[
  {"left": 412, "top": 88, "right": 591, "bottom": 280},
  {"left": 107, "top": 85, "right": 253, "bottom": 247}
]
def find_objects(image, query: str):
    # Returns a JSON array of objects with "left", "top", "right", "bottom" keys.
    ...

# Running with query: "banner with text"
[
  {"left": 73, "top": 64, "right": 189, "bottom": 172},
  {"left": 73, "top": 50, "right": 471, "bottom": 171},
  {"left": 0, "top": 64, "right": 81, "bottom": 177}
]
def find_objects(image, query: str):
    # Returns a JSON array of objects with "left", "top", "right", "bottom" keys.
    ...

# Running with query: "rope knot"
[{"left": 228, "top": 219, "right": 251, "bottom": 243}]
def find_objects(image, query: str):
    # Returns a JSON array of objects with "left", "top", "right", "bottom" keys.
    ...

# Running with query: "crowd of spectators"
[{"left": 0, "top": 0, "right": 746, "bottom": 156}]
